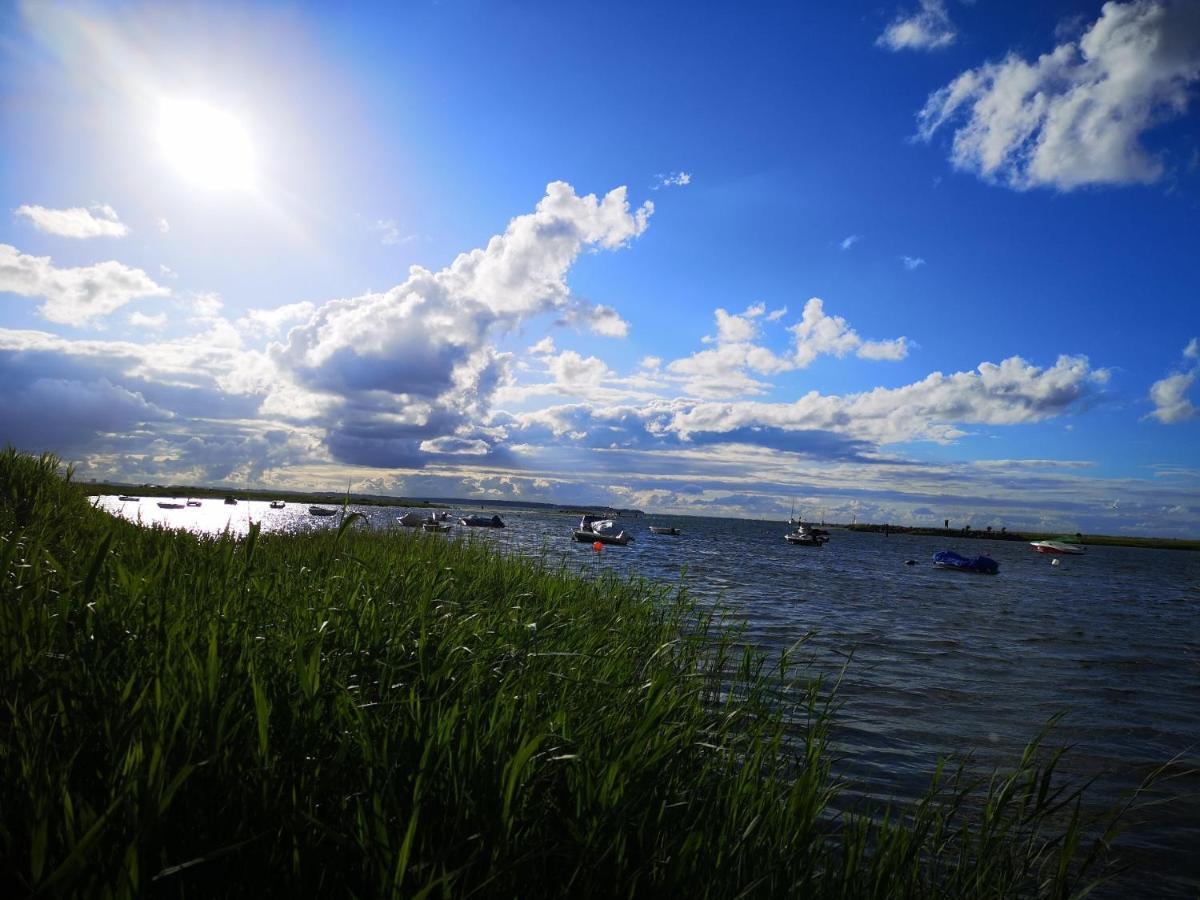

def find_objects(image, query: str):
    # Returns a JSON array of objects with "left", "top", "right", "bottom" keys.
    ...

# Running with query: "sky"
[{"left": 1, "top": 0, "right": 1199, "bottom": 536}]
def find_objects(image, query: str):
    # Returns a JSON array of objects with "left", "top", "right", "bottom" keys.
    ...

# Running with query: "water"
[{"left": 98, "top": 497, "right": 1200, "bottom": 895}]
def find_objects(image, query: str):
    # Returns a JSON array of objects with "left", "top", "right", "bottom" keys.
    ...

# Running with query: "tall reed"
[{"left": 0, "top": 448, "right": 1130, "bottom": 897}]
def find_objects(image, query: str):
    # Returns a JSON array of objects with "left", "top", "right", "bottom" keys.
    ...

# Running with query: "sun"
[{"left": 156, "top": 99, "right": 255, "bottom": 191}]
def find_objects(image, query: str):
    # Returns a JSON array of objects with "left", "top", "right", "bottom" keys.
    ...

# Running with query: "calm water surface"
[{"left": 99, "top": 497, "right": 1200, "bottom": 896}]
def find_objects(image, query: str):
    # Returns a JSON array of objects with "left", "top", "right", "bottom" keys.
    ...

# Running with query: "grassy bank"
[{"left": 2, "top": 449, "right": 1129, "bottom": 897}]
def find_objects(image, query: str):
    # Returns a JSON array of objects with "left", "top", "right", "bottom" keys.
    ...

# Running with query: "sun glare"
[{"left": 157, "top": 99, "right": 255, "bottom": 191}]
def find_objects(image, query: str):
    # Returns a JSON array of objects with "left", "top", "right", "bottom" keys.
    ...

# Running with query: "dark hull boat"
[{"left": 932, "top": 550, "right": 998, "bottom": 574}]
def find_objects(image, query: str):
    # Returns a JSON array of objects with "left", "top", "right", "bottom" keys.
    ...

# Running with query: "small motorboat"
[
  {"left": 648, "top": 526, "right": 681, "bottom": 535},
  {"left": 933, "top": 550, "right": 999, "bottom": 574},
  {"left": 186, "top": 499, "right": 202, "bottom": 507},
  {"left": 785, "top": 530, "right": 824, "bottom": 546},
  {"left": 224, "top": 496, "right": 238, "bottom": 505},
  {"left": 118, "top": 495, "right": 139, "bottom": 502},
  {"left": 785, "top": 523, "right": 828, "bottom": 546},
  {"left": 157, "top": 501, "right": 186, "bottom": 510},
  {"left": 1029, "top": 540, "right": 1085, "bottom": 555},
  {"left": 574, "top": 515, "right": 633, "bottom": 545},
  {"left": 460, "top": 514, "right": 505, "bottom": 528},
  {"left": 397, "top": 511, "right": 425, "bottom": 527},
  {"left": 422, "top": 521, "right": 452, "bottom": 533},
  {"left": 269, "top": 500, "right": 285, "bottom": 509},
  {"left": 309, "top": 506, "right": 338, "bottom": 517}
]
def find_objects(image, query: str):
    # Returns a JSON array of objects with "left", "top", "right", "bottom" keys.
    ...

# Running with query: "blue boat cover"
[{"left": 932, "top": 550, "right": 999, "bottom": 574}]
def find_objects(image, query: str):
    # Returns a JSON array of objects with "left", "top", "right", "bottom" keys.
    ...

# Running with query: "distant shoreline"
[{"left": 81, "top": 482, "right": 1197, "bottom": 551}]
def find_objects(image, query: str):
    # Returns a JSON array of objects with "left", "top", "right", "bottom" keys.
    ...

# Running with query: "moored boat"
[
  {"left": 574, "top": 515, "right": 632, "bottom": 545},
  {"left": 186, "top": 499, "right": 202, "bottom": 507},
  {"left": 1030, "top": 540, "right": 1085, "bottom": 555},
  {"left": 118, "top": 495, "right": 139, "bottom": 502},
  {"left": 397, "top": 511, "right": 425, "bottom": 527},
  {"left": 648, "top": 526, "right": 681, "bottom": 535},
  {"left": 933, "top": 550, "right": 999, "bottom": 574},
  {"left": 224, "top": 496, "right": 237, "bottom": 505},
  {"left": 460, "top": 514, "right": 505, "bottom": 528},
  {"left": 157, "top": 501, "right": 185, "bottom": 510},
  {"left": 269, "top": 500, "right": 285, "bottom": 509},
  {"left": 422, "top": 521, "right": 452, "bottom": 533},
  {"left": 309, "top": 506, "right": 338, "bottom": 517}
]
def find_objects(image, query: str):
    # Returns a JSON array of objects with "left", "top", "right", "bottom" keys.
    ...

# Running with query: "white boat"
[
  {"left": 157, "top": 501, "right": 185, "bottom": 510},
  {"left": 186, "top": 499, "right": 202, "bottom": 507},
  {"left": 1030, "top": 540, "right": 1086, "bottom": 555},
  {"left": 422, "top": 521, "right": 452, "bottom": 533},
  {"left": 648, "top": 525, "right": 681, "bottom": 535},
  {"left": 397, "top": 511, "right": 425, "bottom": 527},
  {"left": 785, "top": 523, "right": 828, "bottom": 546},
  {"left": 118, "top": 495, "right": 139, "bottom": 502},
  {"left": 574, "top": 515, "right": 633, "bottom": 545},
  {"left": 460, "top": 513, "right": 505, "bottom": 528}
]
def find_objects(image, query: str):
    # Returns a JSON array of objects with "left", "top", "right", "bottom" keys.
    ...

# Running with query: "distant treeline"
[{"left": 845, "top": 523, "right": 1200, "bottom": 552}]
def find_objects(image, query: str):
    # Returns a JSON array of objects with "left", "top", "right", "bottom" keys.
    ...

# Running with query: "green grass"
[{"left": 1, "top": 448, "right": 1136, "bottom": 897}]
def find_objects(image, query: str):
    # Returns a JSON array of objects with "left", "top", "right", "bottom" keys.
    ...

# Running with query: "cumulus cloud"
[
  {"left": 237, "top": 301, "right": 316, "bottom": 338},
  {"left": 1, "top": 243, "right": 169, "bottom": 325},
  {"left": 14, "top": 203, "right": 130, "bottom": 238},
  {"left": 1148, "top": 338, "right": 1199, "bottom": 422},
  {"left": 653, "top": 171, "right": 692, "bottom": 189},
  {"left": 878, "top": 0, "right": 957, "bottom": 51},
  {"left": 917, "top": 0, "right": 1200, "bottom": 190},
  {"left": 266, "top": 181, "right": 652, "bottom": 465},
  {"left": 129, "top": 310, "right": 168, "bottom": 330},
  {"left": 792, "top": 298, "right": 911, "bottom": 366},
  {"left": 375, "top": 218, "right": 415, "bottom": 246},
  {"left": 669, "top": 354, "right": 1104, "bottom": 445},
  {"left": 664, "top": 299, "right": 909, "bottom": 399}
]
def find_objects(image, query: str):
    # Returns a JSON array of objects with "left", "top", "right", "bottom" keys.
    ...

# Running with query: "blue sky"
[{"left": 2, "top": 0, "right": 1199, "bottom": 535}]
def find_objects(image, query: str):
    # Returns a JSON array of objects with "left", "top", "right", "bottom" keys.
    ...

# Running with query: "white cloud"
[
  {"left": 653, "top": 171, "right": 692, "bottom": 189},
  {"left": 14, "top": 203, "right": 130, "bottom": 238},
  {"left": 157, "top": 218, "right": 170, "bottom": 234},
  {"left": 665, "top": 299, "right": 908, "bottom": 399},
  {"left": 375, "top": 218, "right": 415, "bottom": 246},
  {"left": 669, "top": 354, "right": 1103, "bottom": 445},
  {"left": 840, "top": 234, "right": 860, "bottom": 250},
  {"left": 128, "top": 310, "right": 168, "bottom": 330},
  {"left": 765, "top": 306, "right": 788, "bottom": 322},
  {"left": 237, "top": 301, "right": 316, "bottom": 338},
  {"left": 792, "top": 298, "right": 910, "bottom": 367},
  {"left": 1148, "top": 337, "right": 1199, "bottom": 423},
  {"left": 1148, "top": 372, "right": 1197, "bottom": 423},
  {"left": 901, "top": 255, "right": 926, "bottom": 270},
  {"left": 878, "top": 0, "right": 956, "bottom": 51},
  {"left": 587, "top": 304, "right": 630, "bottom": 338},
  {"left": 529, "top": 336, "right": 556, "bottom": 356},
  {"left": 159, "top": 264, "right": 178, "bottom": 279},
  {"left": 0, "top": 243, "right": 169, "bottom": 325},
  {"left": 917, "top": 0, "right": 1200, "bottom": 190},
  {"left": 266, "top": 181, "right": 652, "bottom": 465}
]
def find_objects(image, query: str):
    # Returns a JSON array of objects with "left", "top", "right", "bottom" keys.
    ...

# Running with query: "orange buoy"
[{"left": 592, "top": 541, "right": 603, "bottom": 552}]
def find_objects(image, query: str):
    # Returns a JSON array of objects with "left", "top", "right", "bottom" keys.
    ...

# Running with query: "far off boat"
[
  {"left": 269, "top": 500, "right": 285, "bottom": 509},
  {"left": 118, "top": 495, "right": 139, "bottom": 502},
  {"left": 1030, "top": 540, "right": 1086, "bottom": 555},
  {"left": 648, "top": 525, "right": 681, "bottom": 536},
  {"left": 785, "top": 522, "right": 829, "bottom": 547},
  {"left": 309, "top": 506, "right": 338, "bottom": 517},
  {"left": 157, "top": 501, "right": 186, "bottom": 510},
  {"left": 574, "top": 514, "right": 633, "bottom": 546}
]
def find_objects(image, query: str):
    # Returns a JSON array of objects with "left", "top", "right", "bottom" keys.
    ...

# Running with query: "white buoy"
[{"left": 1051, "top": 558, "right": 1061, "bottom": 567}]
